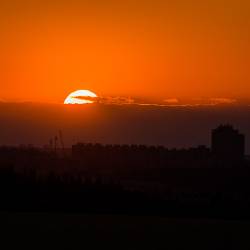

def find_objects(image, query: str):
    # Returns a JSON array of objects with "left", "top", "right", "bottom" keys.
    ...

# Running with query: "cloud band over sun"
[{"left": 71, "top": 95, "right": 238, "bottom": 107}]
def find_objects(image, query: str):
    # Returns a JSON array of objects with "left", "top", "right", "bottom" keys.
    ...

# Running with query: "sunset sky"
[{"left": 1, "top": 0, "right": 249, "bottom": 103}]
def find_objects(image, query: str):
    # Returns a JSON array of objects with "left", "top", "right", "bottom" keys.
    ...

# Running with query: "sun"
[{"left": 64, "top": 90, "right": 98, "bottom": 104}]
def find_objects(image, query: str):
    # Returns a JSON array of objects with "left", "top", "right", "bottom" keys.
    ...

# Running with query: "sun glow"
[{"left": 64, "top": 90, "right": 98, "bottom": 104}]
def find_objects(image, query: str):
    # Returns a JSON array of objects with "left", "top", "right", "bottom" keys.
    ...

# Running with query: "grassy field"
[{"left": 1, "top": 212, "right": 249, "bottom": 249}]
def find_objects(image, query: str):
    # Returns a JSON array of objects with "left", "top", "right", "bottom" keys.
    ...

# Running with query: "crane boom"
[{"left": 59, "top": 130, "right": 65, "bottom": 157}]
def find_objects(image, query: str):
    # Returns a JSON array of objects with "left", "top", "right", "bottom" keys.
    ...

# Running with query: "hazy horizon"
[{"left": 0, "top": 102, "right": 249, "bottom": 153}]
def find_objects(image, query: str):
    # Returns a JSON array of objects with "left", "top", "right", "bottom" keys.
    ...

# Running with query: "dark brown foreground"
[{"left": 1, "top": 212, "right": 249, "bottom": 250}]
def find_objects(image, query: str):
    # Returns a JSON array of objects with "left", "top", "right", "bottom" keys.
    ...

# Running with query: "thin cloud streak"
[
  {"left": 72, "top": 95, "right": 238, "bottom": 107},
  {"left": 209, "top": 98, "right": 237, "bottom": 105},
  {"left": 163, "top": 98, "right": 179, "bottom": 104}
]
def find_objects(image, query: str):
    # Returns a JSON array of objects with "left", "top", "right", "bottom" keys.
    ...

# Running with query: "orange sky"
[{"left": 0, "top": 0, "right": 250, "bottom": 103}]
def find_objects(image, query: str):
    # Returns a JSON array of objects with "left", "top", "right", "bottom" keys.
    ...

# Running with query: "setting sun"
[{"left": 64, "top": 90, "right": 98, "bottom": 104}]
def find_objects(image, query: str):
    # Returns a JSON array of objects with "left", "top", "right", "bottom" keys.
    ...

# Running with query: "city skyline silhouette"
[{"left": 1, "top": 0, "right": 250, "bottom": 248}]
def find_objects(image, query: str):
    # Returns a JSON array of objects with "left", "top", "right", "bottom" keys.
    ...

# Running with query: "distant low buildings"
[
  {"left": 0, "top": 125, "right": 246, "bottom": 174},
  {"left": 72, "top": 125, "right": 246, "bottom": 170}
]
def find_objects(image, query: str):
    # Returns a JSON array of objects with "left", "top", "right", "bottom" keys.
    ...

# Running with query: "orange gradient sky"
[{"left": 1, "top": 0, "right": 250, "bottom": 103}]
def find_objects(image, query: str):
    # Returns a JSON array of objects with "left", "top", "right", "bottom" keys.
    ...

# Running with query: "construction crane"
[
  {"left": 49, "top": 138, "right": 53, "bottom": 150},
  {"left": 54, "top": 135, "right": 58, "bottom": 153},
  {"left": 59, "top": 130, "right": 66, "bottom": 157}
]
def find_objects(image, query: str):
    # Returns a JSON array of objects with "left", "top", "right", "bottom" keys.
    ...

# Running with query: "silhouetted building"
[
  {"left": 72, "top": 142, "right": 211, "bottom": 171},
  {"left": 211, "top": 125, "right": 245, "bottom": 164}
]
